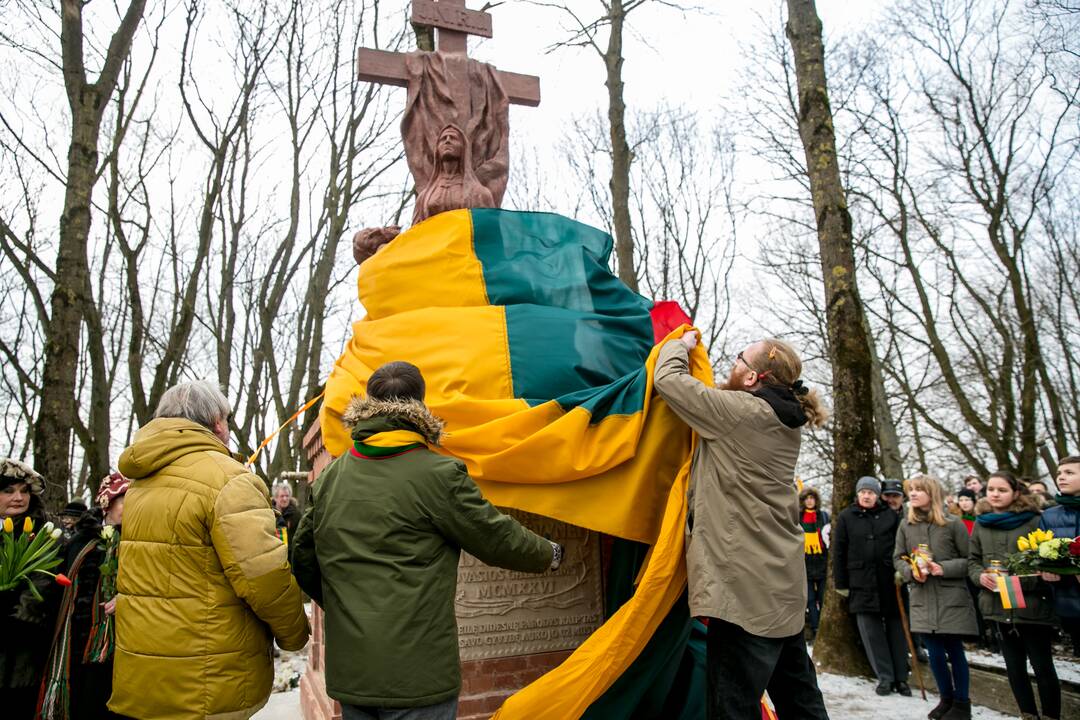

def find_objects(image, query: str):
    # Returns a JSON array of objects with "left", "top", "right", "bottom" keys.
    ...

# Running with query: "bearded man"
[{"left": 653, "top": 332, "right": 831, "bottom": 720}]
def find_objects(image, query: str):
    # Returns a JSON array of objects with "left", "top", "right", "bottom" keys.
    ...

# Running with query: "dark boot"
[
  {"left": 893, "top": 681, "right": 912, "bottom": 697},
  {"left": 927, "top": 698, "right": 952, "bottom": 720},
  {"left": 941, "top": 699, "right": 970, "bottom": 720},
  {"left": 875, "top": 680, "right": 892, "bottom": 696}
]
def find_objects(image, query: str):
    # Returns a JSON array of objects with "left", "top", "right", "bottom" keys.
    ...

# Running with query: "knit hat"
[
  {"left": 855, "top": 476, "right": 882, "bottom": 497},
  {"left": 881, "top": 480, "right": 904, "bottom": 497},
  {"left": 957, "top": 488, "right": 977, "bottom": 503},
  {"left": 95, "top": 471, "right": 130, "bottom": 510}
]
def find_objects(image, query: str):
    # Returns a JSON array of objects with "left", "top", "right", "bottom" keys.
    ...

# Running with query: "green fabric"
[
  {"left": 1054, "top": 494, "right": 1080, "bottom": 508},
  {"left": 352, "top": 440, "right": 425, "bottom": 457},
  {"left": 469, "top": 209, "right": 654, "bottom": 421},
  {"left": 583, "top": 540, "right": 700, "bottom": 719},
  {"left": 292, "top": 413, "right": 553, "bottom": 708}
]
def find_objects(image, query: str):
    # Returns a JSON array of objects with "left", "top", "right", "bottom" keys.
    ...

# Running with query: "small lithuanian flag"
[{"left": 996, "top": 574, "right": 1027, "bottom": 610}]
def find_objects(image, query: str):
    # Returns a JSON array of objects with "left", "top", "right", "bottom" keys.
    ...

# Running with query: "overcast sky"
[{"left": 420, "top": 1, "right": 888, "bottom": 154}]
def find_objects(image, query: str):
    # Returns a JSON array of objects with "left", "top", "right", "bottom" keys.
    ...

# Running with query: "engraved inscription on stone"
[
  {"left": 456, "top": 510, "right": 603, "bottom": 661},
  {"left": 412, "top": 0, "right": 494, "bottom": 37}
]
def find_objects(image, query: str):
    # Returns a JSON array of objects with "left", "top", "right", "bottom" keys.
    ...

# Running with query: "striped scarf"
[{"left": 801, "top": 511, "right": 823, "bottom": 555}]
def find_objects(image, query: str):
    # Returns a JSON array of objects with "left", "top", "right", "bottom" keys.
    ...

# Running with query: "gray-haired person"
[{"left": 110, "top": 380, "right": 309, "bottom": 719}]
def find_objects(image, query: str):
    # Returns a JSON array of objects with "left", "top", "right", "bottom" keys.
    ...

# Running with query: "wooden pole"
[{"left": 895, "top": 583, "right": 926, "bottom": 701}]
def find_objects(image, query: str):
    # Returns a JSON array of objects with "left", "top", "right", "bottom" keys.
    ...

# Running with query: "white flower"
[
  {"left": 50, "top": 528, "right": 62, "bottom": 541},
  {"left": 1038, "top": 541, "right": 1059, "bottom": 560},
  {"left": 101, "top": 525, "right": 115, "bottom": 540},
  {"left": 43, "top": 521, "right": 55, "bottom": 533}
]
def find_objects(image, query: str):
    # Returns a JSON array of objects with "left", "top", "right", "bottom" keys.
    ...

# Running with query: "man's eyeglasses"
[{"left": 736, "top": 351, "right": 754, "bottom": 372}]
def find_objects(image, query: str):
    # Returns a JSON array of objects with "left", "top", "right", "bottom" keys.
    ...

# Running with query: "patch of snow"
[
  {"left": 811, "top": 672, "right": 1015, "bottom": 719},
  {"left": 968, "top": 647, "right": 1080, "bottom": 685}
]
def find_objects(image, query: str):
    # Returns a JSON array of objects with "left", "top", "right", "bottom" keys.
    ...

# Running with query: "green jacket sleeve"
[
  {"left": 433, "top": 462, "right": 553, "bottom": 573},
  {"left": 967, "top": 526, "right": 986, "bottom": 586},
  {"left": 211, "top": 472, "right": 310, "bottom": 651},
  {"left": 653, "top": 340, "right": 743, "bottom": 440},
  {"left": 291, "top": 501, "right": 323, "bottom": 607},
  {"left": 941, "top": 521, "right": 970, "bottom": 578},
  {"left": 894, "top": 521, "right": 913, "bottom": 582}
]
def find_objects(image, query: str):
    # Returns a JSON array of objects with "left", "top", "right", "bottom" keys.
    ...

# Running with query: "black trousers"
[
  {"left": 996, "top": 622, "right": 1060, "bottom": 718},
  {"left": 706, "top": 617, "right": 830, "bottom": 720},
  {"left": 854, "top": 612, "right": 909, "bottom": 685}
]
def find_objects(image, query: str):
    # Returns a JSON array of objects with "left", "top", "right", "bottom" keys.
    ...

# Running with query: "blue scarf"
[{"left": 976, "top": 511, "right": 1038, "bottom": 530}]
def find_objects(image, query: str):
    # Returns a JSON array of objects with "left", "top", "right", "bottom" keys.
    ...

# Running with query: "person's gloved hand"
[{"left": 835, "top": 588, "right": 850, "bottom": 598}]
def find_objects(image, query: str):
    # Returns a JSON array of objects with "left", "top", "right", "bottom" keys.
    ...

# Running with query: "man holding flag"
[{"left": 653, "top": 333, "right": 830, "bottom": 720}]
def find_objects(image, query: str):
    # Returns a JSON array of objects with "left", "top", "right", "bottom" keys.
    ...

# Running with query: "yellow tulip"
[
  {"left": 1045, "top": 529, "right": 1055, "bottom": 541},
  {"left": 1017, "top": 537, "right": 1031, "bottom": 551},
  {"left": 2, "top": 517, "right": 12, "bottom": 533},
  {"left": 22, "top": 516, "right": 32, "bottom": 533}
]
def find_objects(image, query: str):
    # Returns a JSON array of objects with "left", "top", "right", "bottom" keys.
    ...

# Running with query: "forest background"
[{"left": 0, "top": 0, "right": 1077, "bottom": 511}]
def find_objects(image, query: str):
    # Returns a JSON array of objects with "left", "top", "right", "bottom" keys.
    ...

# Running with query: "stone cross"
[{"left": 356, "top": 0, "right": 541, "bottom": 107}]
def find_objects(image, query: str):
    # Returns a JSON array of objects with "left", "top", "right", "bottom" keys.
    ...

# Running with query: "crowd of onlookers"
[
  {"left": 802, "top": 457, "right": 1080, "bottom": 720},
  {"left": 0, "top": 381, "right": 311, "bottom": 720}
]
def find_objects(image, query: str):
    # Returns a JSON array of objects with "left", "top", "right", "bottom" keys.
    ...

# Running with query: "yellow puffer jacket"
[{"left": 110, "top": 418, "right": 309, "bottom": 720}]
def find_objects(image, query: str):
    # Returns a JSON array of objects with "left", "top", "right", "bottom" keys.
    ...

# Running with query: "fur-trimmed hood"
[
  {"left": 342, "top": 395, "right": 445, "bottom": 446},
  {"left": 799, "top": 486, "right": 822, "bottom": 510},
  {"left": 975, "top": 493, "right": 1041, "bottom": 516},
  {"left": 0, "top": 456, "right": 44, "bottom": 494}
]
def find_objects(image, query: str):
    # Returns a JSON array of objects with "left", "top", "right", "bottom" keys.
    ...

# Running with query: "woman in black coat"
[
  {"left": 0, "top": 458, "right": 57, "bottom": 720},
  {"left": 833, "top": 476, "right": 910, "bottom": 696}
]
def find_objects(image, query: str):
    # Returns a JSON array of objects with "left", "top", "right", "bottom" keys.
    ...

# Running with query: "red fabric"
[
  {"left": 961, "top": 516, "right": 975, "bottom": 535},
  {"left": 649, "top": 301, "right": 692, "bottom": 343}
]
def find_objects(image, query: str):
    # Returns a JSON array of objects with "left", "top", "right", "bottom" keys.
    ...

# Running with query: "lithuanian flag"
[
  {"left": 322, "top": 208, "right": 712, "bottom": 718},
  {"left": 996, "top": 574, "right": 1027, "bottom": 610}
]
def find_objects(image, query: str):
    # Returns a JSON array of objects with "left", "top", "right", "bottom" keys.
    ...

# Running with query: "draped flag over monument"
[{"left": 321, "top": 208, "right": 713, "bottom": 718}]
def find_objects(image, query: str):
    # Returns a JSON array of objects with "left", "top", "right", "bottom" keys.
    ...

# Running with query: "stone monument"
[
  {"left": 351, "top": 0, "right": 540, "bottom": 264},
  {"left": 301, "top": 4, "right": 607, "bottom": 719}
]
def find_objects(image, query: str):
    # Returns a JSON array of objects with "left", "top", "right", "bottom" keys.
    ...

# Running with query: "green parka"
[
  {"left": 967, "top": 496, "right": 1054, "bottom": 626},
  {"left": 292, "top": 397, "right": 554, "bottom": 708},
  {"left": 111, "top": 418, "right": 310, "bottom": 720},
  {"left": 893, "top": 514, "right": 978, "bottom": 636}
]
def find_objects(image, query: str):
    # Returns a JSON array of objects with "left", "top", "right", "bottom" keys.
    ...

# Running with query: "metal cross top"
[{"left": 357, "top": 0, "right": 541, "bottom": 107}]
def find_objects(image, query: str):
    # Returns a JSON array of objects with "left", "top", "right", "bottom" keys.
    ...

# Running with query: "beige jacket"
[{"left": 654, "top": 341, "right": 807, "bottom": 638}]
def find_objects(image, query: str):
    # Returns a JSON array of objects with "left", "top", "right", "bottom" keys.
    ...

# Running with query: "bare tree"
[
  {"left": 23, "top": 0, "right": 146, "bottom": 504},
  {"left": 785, "top": 0, "right": 878, "bottom": 675},
  {"left": 528, "top": 1, "right": 693, "bottom": 291}
]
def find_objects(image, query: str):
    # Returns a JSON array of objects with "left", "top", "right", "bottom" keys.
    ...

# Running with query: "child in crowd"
[{"left": 1039, "top": 455, "right": 1080, "bottom": 658}]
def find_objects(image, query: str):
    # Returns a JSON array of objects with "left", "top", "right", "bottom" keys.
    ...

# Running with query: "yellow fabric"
[
  {"left": 805, "top": 531, "right": 823, "bottom": 555},
  {"left": 111, "top": 418, "right": 309, "bottom": 720},
  {"left": 362, "top": 430, "right": 428, "bottom": 448},
  {"left": 321, "top": 210, "right": 717, "bottom": 717}
]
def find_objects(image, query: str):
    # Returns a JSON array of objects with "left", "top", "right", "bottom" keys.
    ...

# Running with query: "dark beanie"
[{"left": 957, "top": 488, "right": 977, "bottom": 502}]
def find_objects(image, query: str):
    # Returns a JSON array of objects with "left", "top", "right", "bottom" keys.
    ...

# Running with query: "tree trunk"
[
  {"left": 605, "top": 0, "right": 637, "bottom": 291},
  {"left": 865, "top": 315, "right": 904, "bottom": 480},
  {"left": 785, "top": 0, "right": 877, "bottom": 676},
  {"left": 35, "top": 0, "right": 147, "bottom": 506}
]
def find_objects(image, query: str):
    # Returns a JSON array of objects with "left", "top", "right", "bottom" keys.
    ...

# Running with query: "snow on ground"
[
  {"left": 814, "top": 672, "right": 1013, "bottom": 719},
  {"left": 261, "top": 650, "right": 1016, "bottom": 720},
  {"left": 968, "top": 647, "right": 1080, "bottom": 685}
]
